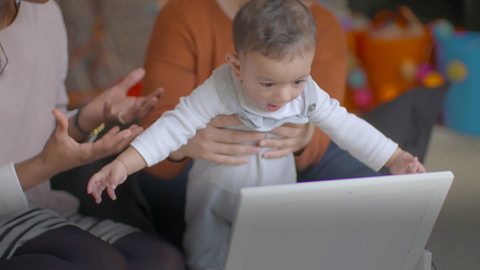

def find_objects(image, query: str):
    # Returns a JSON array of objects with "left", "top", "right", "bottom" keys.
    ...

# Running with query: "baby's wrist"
[
  {"left": 386, "top": 147, "right": 403, "bottom": 168},
  {"left": 114, "top": 158, "right": 129, "bottom": 176}
]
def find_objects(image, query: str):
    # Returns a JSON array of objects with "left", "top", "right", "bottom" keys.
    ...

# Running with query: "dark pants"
[
  {"left": 298, "top": 141, "right": 382, "bottom": 182},
  {"left": 0, "top": 225, "right": 185, "bottom": 270},
  {"left": 138, "top": 142, "right": 381, "bottom": 251}
]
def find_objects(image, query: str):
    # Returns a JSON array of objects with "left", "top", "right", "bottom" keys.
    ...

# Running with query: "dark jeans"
[
  {"left": 298, "top": 141, "right": 381, "bottom": 182},
  {"left": 0, "top": 225, "right": 185, "bottom": 270},
  {"left": 138, "top": 142, "right": 381, "bottom": 251}
]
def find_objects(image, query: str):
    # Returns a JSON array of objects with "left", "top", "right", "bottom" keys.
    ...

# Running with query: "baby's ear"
[{"left": 226, "top": 53, "right": 241, "bottom": 79}]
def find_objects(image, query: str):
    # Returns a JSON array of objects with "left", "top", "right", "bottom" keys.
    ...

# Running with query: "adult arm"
[
  {"left": 0, "top": 108, "right": 142, "bottom": 215},
  {"left": 68, "top": 68, "right": 162, "bottom": 142},
  {"left": 16, "top": 109, "right": 143, "bottom": 191}
]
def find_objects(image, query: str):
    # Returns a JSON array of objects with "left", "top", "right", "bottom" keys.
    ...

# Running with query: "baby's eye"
[
  {"left": 260, "top": 82, "right": 274, "bottom": 88},
  {"left": 293, "top": 79, "right": 306, "bottom": 86}
]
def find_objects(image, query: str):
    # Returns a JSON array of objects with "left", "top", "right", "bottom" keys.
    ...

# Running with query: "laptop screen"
[{"left": 225, "top": 171, "right": 453, "bottom": 270}]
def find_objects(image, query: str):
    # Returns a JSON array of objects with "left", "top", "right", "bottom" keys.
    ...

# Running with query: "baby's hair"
[{"left": 233, "top": 0, "right": 317, "bottom": 60}]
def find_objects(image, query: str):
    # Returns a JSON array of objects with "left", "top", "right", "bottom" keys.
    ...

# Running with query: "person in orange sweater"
[{"left": 139, "top": 0, "right": 376, "bottom": 249}]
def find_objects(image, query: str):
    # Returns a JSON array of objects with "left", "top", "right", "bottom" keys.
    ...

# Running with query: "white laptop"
[{"left": 225, "top": 171, "right": 453, "bottom": 270}]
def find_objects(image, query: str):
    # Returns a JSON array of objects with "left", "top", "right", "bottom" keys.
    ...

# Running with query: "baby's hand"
[
  {"left": 387, "top": 149, "right": 426, "bottom": 174},
  {"left": 87, "top": 159, "right": 128, "bottom": 204}
]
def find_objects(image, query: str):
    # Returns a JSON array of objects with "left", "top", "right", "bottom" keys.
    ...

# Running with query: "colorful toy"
[
  {"left": 422, "top": 71, "right": 445, "bottom": 88},
  {"left": 416, "top": 63, "right": 445, "bottom": 88},
  {"left": 415, "top": 63, "right": 433, "bottom": 82},
  {"left": 352, "top": 87, "right": 373, "bottom": 107},
  {"left": 346, "top": 52, "right": 374, "bottom": 111},
  {"left": 401, "top": 60, "right": 446, "bottom": 89},
  {"left": 432, "top": 19, "right": 454, "bottom": 41},
  {"left": 432, "top": 19, "right": 480, "bottom": 136},
  {"left": 447, "top": 60, "right": 467, "bottom": 82},
  {"left": 400, "top": 59, "right": 417, "bottom": 82},
  {"left": 378, "top": 83, "right": 399, "bottom": 103},
  {"left": 348, "top": 68, "right": 367, "bottom": 88}
]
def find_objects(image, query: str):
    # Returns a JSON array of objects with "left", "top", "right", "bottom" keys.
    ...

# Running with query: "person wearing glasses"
[{"left": 0, "top": 0, "right": 184, "bottom": 269}]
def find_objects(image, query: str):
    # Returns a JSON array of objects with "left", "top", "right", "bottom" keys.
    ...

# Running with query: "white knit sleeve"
[
  {"left": 0, "top": 163, "right": 28, "bottom": 215},
  {"left": 131, "top": 78, "right": 229, "bottom": 166},
  {"left": 308, "top": 80, "right": 398, "bottom": 171}
]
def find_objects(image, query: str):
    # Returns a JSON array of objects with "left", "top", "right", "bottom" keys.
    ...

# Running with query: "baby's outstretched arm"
[
  {"left": 385, "top": 148, "right": 426, "bottom": 174},
  {"left": 87, "top": 146, "right": 147, "bottom": 203}
]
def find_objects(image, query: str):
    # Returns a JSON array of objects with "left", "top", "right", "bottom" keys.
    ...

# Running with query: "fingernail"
[{"left": 123, "top": 130, "right": 132, "bottom": 138}]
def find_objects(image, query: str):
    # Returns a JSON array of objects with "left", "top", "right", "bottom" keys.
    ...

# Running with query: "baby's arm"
[
  {"left": 87, "top": 146, "right": 147, "bottom": 203},
  {"left": 385, "top": 148, "right": 426, "bottom": 174}
]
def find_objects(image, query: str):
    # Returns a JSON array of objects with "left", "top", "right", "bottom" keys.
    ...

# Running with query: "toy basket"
[
  {"left": 356, "top": 7, "right": 432, "bottom": 106},
  {"left": 435, "top": 24, "right": 480, "bottom": 136}
]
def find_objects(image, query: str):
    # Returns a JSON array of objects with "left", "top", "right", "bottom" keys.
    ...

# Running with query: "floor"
[{"left": 424, "top": 125, "right": 480, "bottom": 270}]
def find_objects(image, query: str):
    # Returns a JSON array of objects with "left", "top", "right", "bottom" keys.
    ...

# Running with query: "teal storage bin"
[{"left": 435, "top": 26, "right": 480, "bottom": 136}]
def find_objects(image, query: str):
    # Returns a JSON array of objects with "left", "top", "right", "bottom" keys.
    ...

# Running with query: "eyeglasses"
[{"left": 0, "top": 42, "right": 8, "bottom": 75}]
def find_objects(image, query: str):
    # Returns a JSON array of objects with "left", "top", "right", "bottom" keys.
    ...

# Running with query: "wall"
[{"left": 57, "top": 0, "right": 163, "bottom": 92}]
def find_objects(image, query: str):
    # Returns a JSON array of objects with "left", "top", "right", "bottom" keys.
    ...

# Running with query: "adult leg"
[
  {"left": 51, "top": 157, "right": 157, "bottom": 234},
  {"left": 0, "top": 225, "right": 127, "bottom": 270},
  {"left": 298, "top": 142, "right": 382, "bottom": 182},
  {"left": 113, "top": 232, "right": 186, "bottom": 270},
  {"left": 137, "top": 163, "right": 192, "bottom": 250}
]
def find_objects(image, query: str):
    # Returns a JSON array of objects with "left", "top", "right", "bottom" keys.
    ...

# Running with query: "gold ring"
[{"left": 118, "top": 111, "right": 126, "bottom": 125}]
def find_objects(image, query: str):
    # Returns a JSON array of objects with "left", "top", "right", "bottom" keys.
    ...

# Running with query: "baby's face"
[{"left": 236, "top": 49, "right": 314, "bottom": 112}]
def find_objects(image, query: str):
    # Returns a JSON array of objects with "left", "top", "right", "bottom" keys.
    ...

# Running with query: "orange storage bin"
[
  {"left": 355, "top": 7, "right": 433, "bottom": 106},
  {"left": 359, "top": 32, "right": 431, "bottom": 104}
]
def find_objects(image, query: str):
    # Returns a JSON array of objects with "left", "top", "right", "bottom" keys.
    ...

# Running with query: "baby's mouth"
[{"left": 266, "top": 103, "right": 280, "bottom": 111}]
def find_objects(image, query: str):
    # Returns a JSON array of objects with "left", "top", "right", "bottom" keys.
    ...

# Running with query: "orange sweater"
[{"left": 142, "top": 0, "right": 347, "bottom": 179}]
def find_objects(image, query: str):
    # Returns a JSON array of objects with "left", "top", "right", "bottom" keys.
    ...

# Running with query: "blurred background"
[
  {"left": 55, "top": 1, "right": 480, "bottom": 269},
  {"left": 56, "top": 0, "right": 480, "bottom": 97},
  {"left": 349, "top": 0, "right": 479, "bottom": 30}
]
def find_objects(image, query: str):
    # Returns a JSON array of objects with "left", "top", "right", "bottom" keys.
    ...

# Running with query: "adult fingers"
[
  {"left": 91, "top": 127, "right": 132, "bottom": 156},
  {"left": 113, "top": 125, "right": 143, "bottom": 153},
  {"left": 269, "top": 124, "right": 304, "bottom": 138},
  {"left": 259, "top": 136, "right": 296, "bottom": 150},
  {"left": 262, "top": 146, "right": 294, "bottom": 159},
  {"left": 114, "top": 68, "right": 145, "bottom": 94},
  {"left": 210, "top": 141, "right": 259, "bottom": 156},
  {"left": 203, "top": 125, "right": 265, "bottom": 144},
  {"left": 209, "top": 114, "right": 243, "bottom": 127},
  {"left": 52, "top": 108, "right": 69, "bottom": 135},
  {"left": 203, "top": 153, "right": 250, "bottom": 165},
  {"left": 136, "top": 96, "right": 159, "bottom": 120}
]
